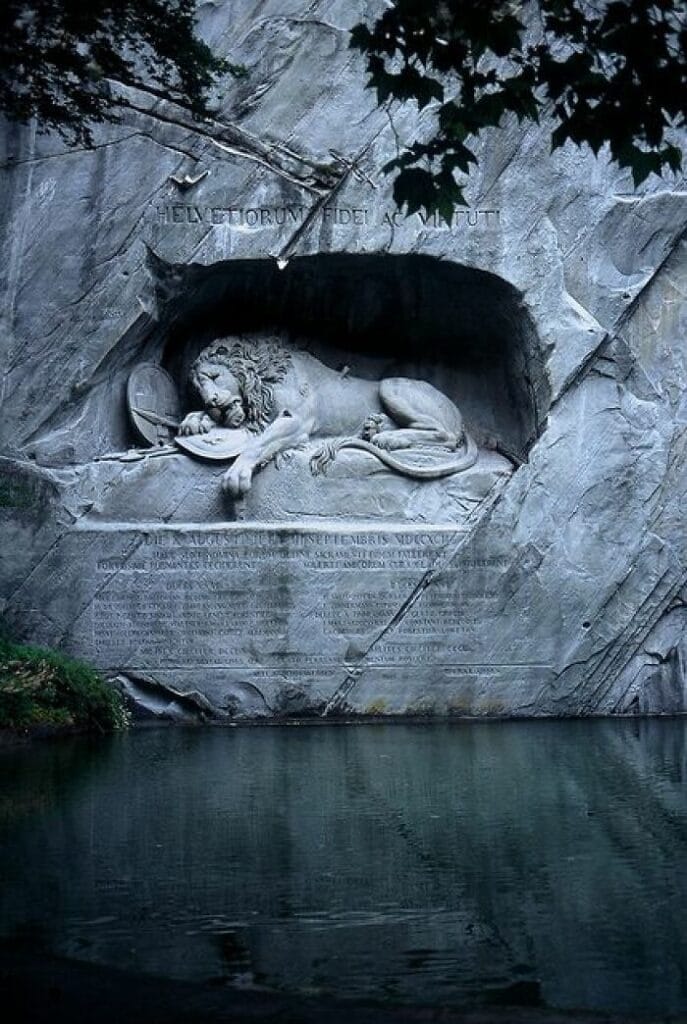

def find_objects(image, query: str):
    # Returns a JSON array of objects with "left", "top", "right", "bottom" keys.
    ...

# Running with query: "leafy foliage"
[
  {"left": 0, "top": 636, "right": 128, "bottom": 732},
  {"left": 0, "top": 0, "right": 243, "bottom": 145},
  {"left": 351, "top": 0, "right": 686, "bottom": 219}
]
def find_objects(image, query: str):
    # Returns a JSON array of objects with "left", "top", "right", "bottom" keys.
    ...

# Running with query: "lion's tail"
[{"left": 338, "top": 433, "right": 479, "bottom": 479}]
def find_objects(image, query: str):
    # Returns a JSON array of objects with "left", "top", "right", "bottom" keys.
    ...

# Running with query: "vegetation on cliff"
[
  {"left": 352, "top": 0, "right": 686, "bottom": 219},
  {"left": 0, "top": 3, "right": 684, "bottom": 222},
  {"left": 0, "top": 0, "right": 243, "bottom": 145},
  {"left": 0, "top": 636, "right": 128, "bottom": 733}
]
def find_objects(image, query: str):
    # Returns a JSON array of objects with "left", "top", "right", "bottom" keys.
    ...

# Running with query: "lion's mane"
[{"left": 190, "top": 337, "right": 292, "bottom": 431}]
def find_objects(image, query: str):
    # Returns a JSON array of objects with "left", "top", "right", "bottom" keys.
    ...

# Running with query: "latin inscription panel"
[{"left": 76, "top": 525, "right": 520, "bottom": 672}]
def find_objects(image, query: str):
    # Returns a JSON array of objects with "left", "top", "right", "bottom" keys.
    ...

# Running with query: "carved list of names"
[{"left": 85, "top": 528, "right": 509, "bottom": 671}]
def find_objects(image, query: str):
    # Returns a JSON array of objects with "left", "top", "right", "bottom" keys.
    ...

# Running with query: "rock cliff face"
[{"left": 1, "top": 1, "right": 685, "bottom": 720}]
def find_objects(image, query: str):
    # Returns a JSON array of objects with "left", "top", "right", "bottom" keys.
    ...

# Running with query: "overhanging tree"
[
  {"left": 1, "top": 1, "right": 684, "bottom": 218},
  {"left": 351, "top": 0, "right": 687, "bottom": 220},
  {"left": 0, "top": 0, "right": 242, "bottom": 146}
]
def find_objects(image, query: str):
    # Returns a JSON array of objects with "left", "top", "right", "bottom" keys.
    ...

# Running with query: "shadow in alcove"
[{"left": 148, "top": 251, "right": 550, "bottom": 463}]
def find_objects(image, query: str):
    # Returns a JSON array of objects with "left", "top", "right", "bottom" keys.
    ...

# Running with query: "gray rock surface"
[{"left": 1, "top": 0, "right": 685, "bottom": 719}]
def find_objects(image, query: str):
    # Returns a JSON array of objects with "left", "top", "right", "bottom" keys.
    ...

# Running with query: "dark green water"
[{"left": 1, "top": 720, "right": 686, "bottom": 1016}]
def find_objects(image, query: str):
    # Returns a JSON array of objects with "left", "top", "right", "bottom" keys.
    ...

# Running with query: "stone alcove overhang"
[{"left": 150, "top": 251, "right": 551, "bottom": 462}]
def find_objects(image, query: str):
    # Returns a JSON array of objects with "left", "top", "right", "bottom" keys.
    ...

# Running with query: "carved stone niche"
[
  {"left": 2, "top": 252, "right": 559, "bottom": 719},
  {"left": 116, "top": 251, "right": 550, "bottom": 526}
]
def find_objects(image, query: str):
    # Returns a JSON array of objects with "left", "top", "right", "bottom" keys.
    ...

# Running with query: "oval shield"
[{"left": 127, "top": 365, "right": 181, "bottom": 447}]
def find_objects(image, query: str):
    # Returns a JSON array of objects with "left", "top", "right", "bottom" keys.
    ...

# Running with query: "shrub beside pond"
[{"left": 0, "top": 637, "right": 128, "bottom": 733}]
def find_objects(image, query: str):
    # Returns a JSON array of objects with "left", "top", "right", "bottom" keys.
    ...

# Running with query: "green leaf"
[
  {"left": 664, "top": 145, "right": 683, "bottom": 173},
  {"left": 393, "top": 167, "right": 437, "bottom": 218},
  {"left": 550, "top": 121, "right": 569, "bottom": 151},
  {"left": 436, "top": 175, "right": 467, "bottom": 223},
  {"left": 441, "top": 141, "right": 477, "bottom": 174},
  {"left": 631, "top": 153, "right": 661, "bottom": 186},
  {"left": 438, "top": 102, "right": 468, "bottom": 139},
  {"left": 437, "top": 194, "right": 458, "bottom": 225},
  {"left": 350, "top": 23, "right": 373, "bottom": 52}
]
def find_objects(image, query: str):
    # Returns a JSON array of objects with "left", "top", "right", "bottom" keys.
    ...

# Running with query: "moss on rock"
[{"left": 0, "top": 637, "right": 128, "bottom": 733}]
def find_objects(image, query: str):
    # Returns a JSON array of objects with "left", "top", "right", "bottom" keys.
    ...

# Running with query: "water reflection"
[{"left": 1, "top": 720, "right": 686, "bottom": 1015}]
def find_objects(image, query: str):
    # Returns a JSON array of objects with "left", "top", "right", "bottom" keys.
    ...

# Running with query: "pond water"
[{"left": 1, "top": 719, "right": 686, "bottom": 1016}]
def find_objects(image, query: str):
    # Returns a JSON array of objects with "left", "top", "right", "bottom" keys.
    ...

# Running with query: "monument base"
[
  {"left": 6, "top": 518, "right": 556, "bottom": 721},
  {"left": 3, "top": 439, "right": 684, "bottom": 723}
]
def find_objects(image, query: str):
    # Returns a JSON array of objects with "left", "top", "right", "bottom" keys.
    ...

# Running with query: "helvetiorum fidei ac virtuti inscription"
[{"left": 1, "top": 0, "right": 685, "bottom": 720}]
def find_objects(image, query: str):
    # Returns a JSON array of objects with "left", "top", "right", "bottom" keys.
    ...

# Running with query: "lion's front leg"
[
  {"left": 223, "top": 454, "right": 257, "bottom": 497},
  {"left": 222, "top": 409, "right": 314, "bottom": 497}
]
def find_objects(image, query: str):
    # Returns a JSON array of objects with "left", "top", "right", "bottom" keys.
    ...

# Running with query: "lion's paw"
[
  {"left": 179, "top": 411, "right": 212, "bottom": 436},
  {"left": 371, "top": 431, "right": 403, "bottom": 451},
  {"left": 361, "top": 414, "right": 385, "bottom": 441},
  {"left": 222, "top": 458, "right": 255, "bottom": 497}
]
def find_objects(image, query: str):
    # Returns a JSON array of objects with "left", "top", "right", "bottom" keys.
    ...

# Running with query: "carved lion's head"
[{"left": 190, "top": 337, "right": 291, "bottom": 431}]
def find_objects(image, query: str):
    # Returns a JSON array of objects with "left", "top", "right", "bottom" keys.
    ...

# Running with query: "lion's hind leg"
[{"left": 377, "top": 378, "right": 463, "bottom": 449}]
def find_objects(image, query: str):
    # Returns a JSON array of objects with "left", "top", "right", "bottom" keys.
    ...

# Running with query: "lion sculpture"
[{"left": 178, "top": 337, "right": 478, "bottom": 497}]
